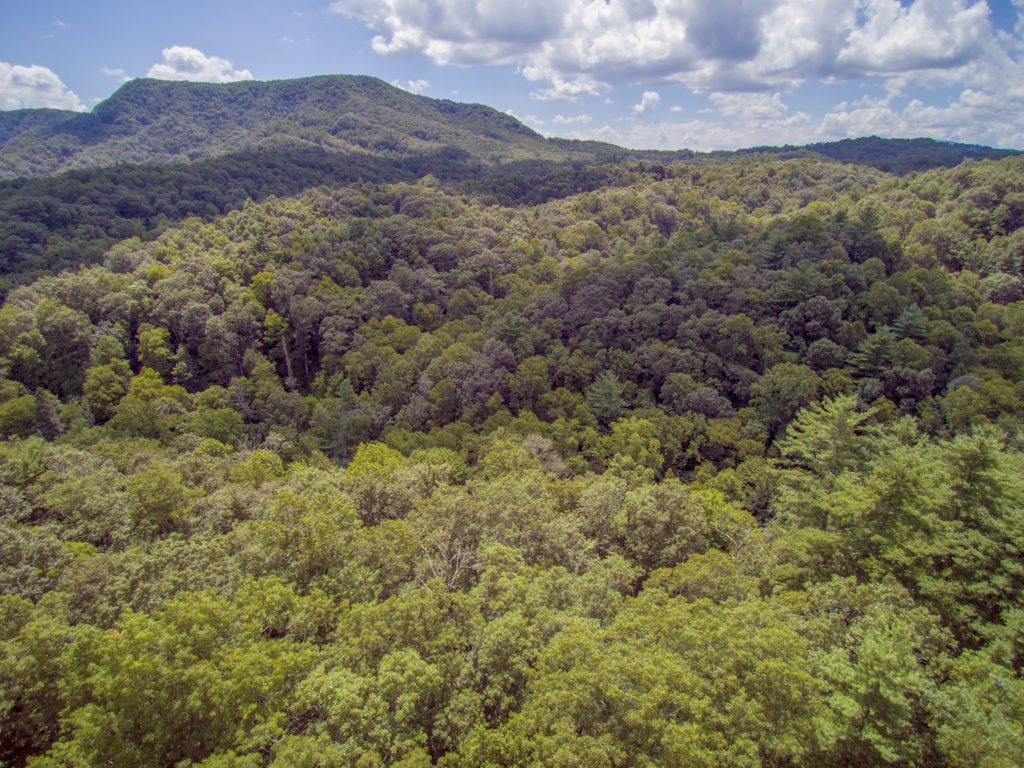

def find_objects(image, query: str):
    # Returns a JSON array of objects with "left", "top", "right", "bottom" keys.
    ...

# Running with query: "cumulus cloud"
[
  {"left": 331, "top": 0, "right": 566, "bottom": 64},
  {"left": 0, "top": 62, "right": 85, "bottom": 111},
  {"left": 146, "top": 46, "right": 253, "bottom": 83},
  {"left": 709, "top": 91, "right": 793, "bottom": 121},
  {"left": 525, "top": 70, "right": 605, "bottom": 101},
  {"left": 330, "top": 0, "right": 1004, "bottom": 92},
  {"left": 556, "top": 81, "right": 1022, "bottom": 152},
  {"left": 632, "top": 90, "right": 661, "bottom": 116},
  {"left": 557, "top": 117, "right": 806, "bottom": 151},
  {"left": 392, "top": 78, "right": 430, "bottom": 93},
  {"left": 837, "top": 0, "right": 990, "bottom": 75}
]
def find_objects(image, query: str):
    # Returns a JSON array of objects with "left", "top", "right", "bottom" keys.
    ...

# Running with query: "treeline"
[{"left": 1, "top": 154, "right": 1023, "bottom": 766}]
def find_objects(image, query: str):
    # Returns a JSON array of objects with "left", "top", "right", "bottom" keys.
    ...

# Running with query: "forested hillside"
[{"left": 2, "top": 143, "right": 1023, "bottom": 767}]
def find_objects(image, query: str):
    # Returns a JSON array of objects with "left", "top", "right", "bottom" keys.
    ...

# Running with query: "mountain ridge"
[
  {"left": 3, "top": 74, "right": 1018, "bottom": 182},
  {"left": 0, "top": 75, "right": 628, "bottom": 180}
]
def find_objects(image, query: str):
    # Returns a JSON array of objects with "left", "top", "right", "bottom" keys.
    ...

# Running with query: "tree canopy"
[{"left": 1, "top": 147, "right": 1023, "bottom": 767}]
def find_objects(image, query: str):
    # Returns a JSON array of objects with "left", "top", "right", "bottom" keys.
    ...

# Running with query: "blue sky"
[{"left": 2, "top": 0, "right": 1023, "bottom": 150}]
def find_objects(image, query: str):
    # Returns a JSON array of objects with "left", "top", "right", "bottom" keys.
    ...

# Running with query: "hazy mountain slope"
[
  {"left": 808, "top": 136, "right": 1021, "bottom": 174},
  {"left": 737, "top": 136, "right": 1020, "bottom": 174},
  {"left": 0, "top": 75, "right": 625, "bottom": 180},
  {"left": 0, "top": 108, "right": 78, "bottom": 149}
]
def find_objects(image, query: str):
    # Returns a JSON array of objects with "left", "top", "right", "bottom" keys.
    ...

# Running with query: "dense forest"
[{"left": 1, "top": 78, "right": 1024, "bottom": 767}]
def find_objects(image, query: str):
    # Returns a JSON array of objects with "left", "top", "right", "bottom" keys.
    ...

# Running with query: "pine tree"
[
  {"left": 586, "top": 371, "right": 625, "bottom": 426},
  {"left": 850, "top": 326, "right": 897, "bottom": 376},
  {"left": 893, "top": 304, "right": 928, "bottom": 341},
  {"left": 776, "top": 394, "right": 879, "bottom": 480}
]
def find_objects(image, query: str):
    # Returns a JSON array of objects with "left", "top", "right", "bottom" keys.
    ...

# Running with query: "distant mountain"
[
  {"left": 739, "top": 136, "right": 1020, "bottom": 175},
  {"left": 0, "top": 75, "right": 627, "bottom": 180}
]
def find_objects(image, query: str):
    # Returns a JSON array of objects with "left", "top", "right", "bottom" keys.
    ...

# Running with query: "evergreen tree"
[
  {"left": 586, "top": 371, "right": 625, "bottom": 426},
  {"left": 850, "top": 326, "right": 897, "bottom": 376},
  {"left": 893, "top": 304, "right": 928, "bottom": 341}
]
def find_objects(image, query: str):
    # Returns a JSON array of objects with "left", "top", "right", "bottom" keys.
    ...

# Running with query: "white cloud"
[
  {"left": 53, "top": 19, "right": 71, "bottom": 29},
  {"left": 552, "top": 113, "right": 592, "bottom": 125},
  {"left": 558, "top": 117, "right": 804, "bottom": 151},
  {"left": 392, "top": 78, "right": 430, "bottom": 94},
  {"left": 525, "top": 69, "right": 605, "bottom": 101},
  {"left": 0, "top": 62, "right": 85, "bottom": 111},
  {"left": 332, "top": 0, "right": 567, "bottom": 63},
  {"left": 837, "top": 0, "right": 990, "bottom": 76},
  {"left": 279, "top": 36, "right": 295, "bottom": 44},
  {"left": 146, "top": 46, "right": 253, "bottom": 83},
  {"left": 632, "top": 90, "right": 661, "bottom": 116},
  {"left": 670, "top": 105, "right": 683, "bottom": 112}
]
